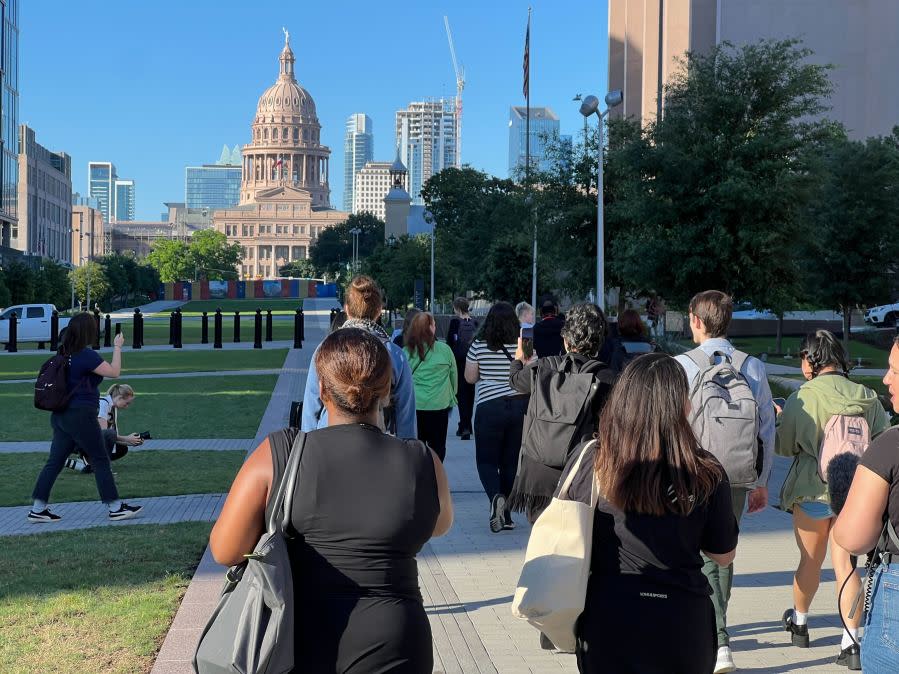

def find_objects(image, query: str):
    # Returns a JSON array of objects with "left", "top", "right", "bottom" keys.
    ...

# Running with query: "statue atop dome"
[{"left": 282, "top": 26, "right": 289, "bottom": 46}]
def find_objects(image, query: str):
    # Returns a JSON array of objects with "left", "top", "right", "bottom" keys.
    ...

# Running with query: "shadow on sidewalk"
[
  {"left": 733, "top": 568, "right": 835, "bottom": 588},
  {"left": 425, "top": 594, "right": 514, "bottom": 615}
]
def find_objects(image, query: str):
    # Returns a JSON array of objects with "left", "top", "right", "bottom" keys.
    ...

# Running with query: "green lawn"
[
  {"left": 114, "top": 318, "right": 296, "bottom": 346},
  {"left": 0, "top": 374, "right": 277, "bottom": 441},
  {"left": 0, "top": 522, "right": 212, "bottom": 674},
  {"left": 178, "top": 298, "right": 305, "bottom": 315},
  {"left": 0, "top": 450, "right": 244, "bottom": 506},
  {"left": 0, "top": 349, "right": 288, "bottom": 381},
  {"left": 679, "top": 336, "right": 889, "bottom": 369}
]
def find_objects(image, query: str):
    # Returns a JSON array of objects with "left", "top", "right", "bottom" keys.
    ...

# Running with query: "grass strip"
[
  {"left": 0, "top": 522, "right": 212, "bottom": 674},
  {"left": 0, "top": 450, "right": 244, "bottom": 507},
  {"left": 0, "top": 374, "right": 277, "bottom": 441}
]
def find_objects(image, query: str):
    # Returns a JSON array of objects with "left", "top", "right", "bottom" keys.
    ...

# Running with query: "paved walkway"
[
  {"left": 0, "top": 438, "right": 253, "bottom": 453},
  {"left": 0, "top": 340, "right": 298, "bottom": 356},
  {"left": 0, "top": 368, "right": 285, "bottom": 385}
]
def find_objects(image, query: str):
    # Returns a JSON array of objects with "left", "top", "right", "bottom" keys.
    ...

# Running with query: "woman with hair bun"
[
  {"left": 212, "top": 327, "right": 453, "bottom": 672},
  {"left": 777, "top": 329, "right": 889, "bottom": 667}
]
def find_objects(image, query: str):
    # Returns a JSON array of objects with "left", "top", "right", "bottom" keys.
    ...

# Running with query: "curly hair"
[
  {"left": 560, "top": 303, "right": 607, "bottom": 358},
  {"left": 800, "top": 329, "right": 850, "bottom": 376},
  {"left": 480, "top": 302, "right": 519, "bottom": 351}
]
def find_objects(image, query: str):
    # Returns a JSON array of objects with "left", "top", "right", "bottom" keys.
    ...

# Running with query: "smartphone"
[
  {"left": 773, "top": 398, "right": 786, "bottom": 408},
  {"left": 521, "top": 326, "right": 534, "bottom": 341},
  {"left": 520, "top": 327, "right": 534, "bottom": 358}
]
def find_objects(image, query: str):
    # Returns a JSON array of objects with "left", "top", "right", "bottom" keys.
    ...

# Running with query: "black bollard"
[
  {"left": 265, "top": 309, "right": 273, "bottom": 342},
  {"left": 298, "top": 308, "right": 305, "bottom": 342},
  {"left": 93, "top": 311, "right": 101, "bottom": 349},
  {"left": 115, "top": 322, "right": 121, "bottom": 336},
  {"left": 50, "top": 310, "right": 59, "bottom": 352},
  {"left": 132, "top": 309, "right": 142, "bottom": 349},
  {"left": 254, "top": 309, "right": 263, "bottom": 349},
  {"left": 233, "top": 311, "right": 241, "bottom": 343},
  {"left": 168, "top": 312, "right": 175, "bottom": 345},
  {"left": 137, "top": 309, "right": 144, "bottom": 348},
  {"left": 293, "top": 309, "right": 302, "bottom": 349},
  {"left": 6, "top": 311, "right": 17, "bottom": 352},
  {"left": 214, "top": 308, "right": 223, "bottom": 349},
  {"left": 174, "top": 308, "right": 183, "bottom": 348},
  {"left": 104, "top": 314, "right": 112, "bottom": 347},
  {"left": 201, "top": 311, "right": 209, "bottom": 344}
]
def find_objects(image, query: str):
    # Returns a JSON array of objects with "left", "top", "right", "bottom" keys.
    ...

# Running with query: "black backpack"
[
  {"left": 34, "top": 354, "right": 72, "bottom": 412},
  {"left": 452, "top": 318, "right": 478, "bottom": 360}
]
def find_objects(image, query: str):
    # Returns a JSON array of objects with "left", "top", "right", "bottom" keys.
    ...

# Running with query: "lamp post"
[
  {"left": 578, "top": 90, "right": 623, "bottom": 309},
  {"left": 428, "top": 217, "right": 435, "bottom": 312},
  {"left": 349, "top": 227, "right": 362, "bottom": 272}
]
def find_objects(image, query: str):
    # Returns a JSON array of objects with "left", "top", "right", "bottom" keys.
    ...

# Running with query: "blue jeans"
[
  {"left": 32, "top": 406, "right": 120, "bottom": 504},
  {"left": 474, "top": 395, "right": 528, "bottom": 503},
  {"left": 862, "top": 563, "right": 899, "bottom": 673}
]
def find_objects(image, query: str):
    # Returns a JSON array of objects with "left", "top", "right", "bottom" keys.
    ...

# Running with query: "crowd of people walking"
[{"left": 200, "top": 274, "right": 899, "bottom": 672}]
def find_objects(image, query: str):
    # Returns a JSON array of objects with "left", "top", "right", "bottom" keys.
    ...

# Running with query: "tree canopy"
[
  {"left": 146, "top": 230, "right": 241, "bottom": 282},
  {"left": 310, "top": 212, "right": 385, "bottom": 279}
]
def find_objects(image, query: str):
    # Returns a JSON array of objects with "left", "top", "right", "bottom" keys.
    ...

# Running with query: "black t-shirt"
[
  {"left": 67, "top": 348, "right": 103, "bottom": 409},
  {"left": 860, "top": 426, "right": 899, "bottom": 555},
  {"left": 533, "top": 315, "right": 565, "bottom": 358},
  {"left": 566, "top": 441, "right": 739, "bottom": 596}
]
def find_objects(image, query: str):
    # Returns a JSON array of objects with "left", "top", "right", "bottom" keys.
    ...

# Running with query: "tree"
[
  {"left": 801, "top": 129, "right": 899, "bottom": 354},
  {"left": 607, "top": 38, "right": 838, "bottom": 311},
  {"left": 70, "top": 262, "right": 109, "bottom": 308},
  {"left": 33, "top": 260, "right": 72, "bottom": 310},
  {"left": 0, "top": 271, "right": 10, "bottom": 307},
  {"left": 190, "top": 229, "right": 241, "bottom": 280},
  {"left": 310, "top": 212, "right": 385, "bottom": 277},
  {"left": 146, "top": 240, "right": 192, "bottom": 282},
  {"left": 279, "top": 259, "right": 317, "bottom": 278},
  {"left": 4, "top": 262, "right": 35, "bottom": 305},
  {"left": 363, "top": 235, "right": 432, "bottom": 311},
  {"left": 482, "top": 235, "right": 535, "bottom": 303}
]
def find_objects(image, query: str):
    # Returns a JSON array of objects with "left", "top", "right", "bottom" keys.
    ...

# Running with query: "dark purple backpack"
[{"left": 34, "top": 354, "right": 72, "bottom": 411}]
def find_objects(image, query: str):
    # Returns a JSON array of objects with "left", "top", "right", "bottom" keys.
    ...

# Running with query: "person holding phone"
[{"left": 68, "top": 383, "right": 146, "bottom": 473}]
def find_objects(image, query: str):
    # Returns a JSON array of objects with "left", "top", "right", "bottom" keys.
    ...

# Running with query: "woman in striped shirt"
[{"left": 465, "top": 302, "right": 527, "bottom": 533}]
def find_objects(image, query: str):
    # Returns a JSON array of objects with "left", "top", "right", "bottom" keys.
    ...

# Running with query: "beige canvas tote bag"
[{"left": 511, "top": 440, "right": 598, "bottom": 653}]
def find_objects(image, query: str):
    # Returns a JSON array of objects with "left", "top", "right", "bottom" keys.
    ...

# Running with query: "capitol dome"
[{"left": 255, "top": 38, "right": 317, "bottom": 119}]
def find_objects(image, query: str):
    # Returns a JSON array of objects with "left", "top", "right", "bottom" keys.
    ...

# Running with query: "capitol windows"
[
  {"left": 275, "top": 245, "right": 289, "bottom": 260},
  {"left": 242, "top": 224, "right": 254, "bottom": 236},
  {"left": 263, "top": 129, "right": 269, "bottom": 140},
  {"left": 273, "top": 128, "right": 279, "bottom": 140},
  {"left": 293, "top": 128, "right": 299, "bottom": 142},
  {"left": 283, "top": 127, "right": 288, "bottom": 139},
  {"left": 292, "top": 246, "right": 306, "bottom": 259},
  {"left": 292, "top": 225, "right": 300, "bottom": 235}
]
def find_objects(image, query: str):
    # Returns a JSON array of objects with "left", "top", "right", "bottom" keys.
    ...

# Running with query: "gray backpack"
[
  {"left": 686, "top": 349, "right": 761, "bottom": 488},
  {"left": 193, "top": 431, "right": 307, "bottom": 674}
]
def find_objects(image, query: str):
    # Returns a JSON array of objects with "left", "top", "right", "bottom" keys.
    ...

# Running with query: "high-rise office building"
[
  {"left": 114, "top": 179, "right": 135, "bottom": 221},
  {"left": 343, "top": 113, "right": 374, "bottom": 212},
  {"left": 16, "top": 125, "right": 72, "bottom": 263},
  {"left": 608, "top": 0, "right": 899, "bottom": 139},
  {"left": 0, "top": 0, "right": 19, "bottom": 253},
  {"left": 507, "top": 106, "right": 561, "bottom": 177},
  {"left": 185, "top": 164, "right": 242, "bottom": 210},
  {"left": 88, "top": 161, "right": 117, "bottom": 222},
  {"left": 395, "top": 99, "right": 457, "bottom": 205},
  {"left": 352, "top": 161, "right": 394, "bottom": 220}
]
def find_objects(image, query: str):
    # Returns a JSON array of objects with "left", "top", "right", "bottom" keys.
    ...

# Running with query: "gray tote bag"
[{"left": 194, "top": 431, "right": 307, "bottom": 674}]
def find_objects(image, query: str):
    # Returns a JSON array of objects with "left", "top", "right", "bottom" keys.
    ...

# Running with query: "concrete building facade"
[
  {"left": 395, "top": 98, "right": 457, "bottom": 205},
  {"left": 110, "top": 220, "right": 191, "bottom": 259},
  {"left": 71, "top": 201, "right": 105, "bottom": 266},
  {"left": 507, "top": 106, "right": 561, "bottom": 176},
  {"left": 608, "top": 0, "right": 899, "bottom": 139},
  {"left": 352, "top": 161, "right": 392, "bottom": 220},
  {"left": 16, "top": 125, "right": 72, "bottom": 263},
  {"left": 343, "top": 113, "right": 374, "bottom": 212},
  {"left": 213, "top": 30, "right": 348, "bottom": 279}
]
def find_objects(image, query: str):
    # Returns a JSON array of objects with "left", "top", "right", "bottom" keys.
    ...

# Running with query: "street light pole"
[
  {"left": 430, "top": 220, "right": 435, "bottom": 311},
  {"left": 579, "top": 90, "right": 622, "bottom": 309}
]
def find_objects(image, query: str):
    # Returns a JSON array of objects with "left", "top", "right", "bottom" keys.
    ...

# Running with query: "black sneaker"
[
  {"left": 503, "top": 509, "right": 515, "bottom": 530},
  {"left": 835, "top": 644, "right": 861, "bottom": 670},
  {"left": 108, "top": 503, "right": 143, "bottom": 521},
  {"left": 455, "top": 427, "right": 463, "bottom": 437},
  {"left": 782, "top": 608, "right": 810, "bottom": 648},
  {"left": 27, "top": 508, "right": 61, "bottom": 523},
  {"left": 460, "top": 432, "right": 471, "bottom": 441},
  {"left": 489, "top": 494, "right": 506, "bottom": 533}
]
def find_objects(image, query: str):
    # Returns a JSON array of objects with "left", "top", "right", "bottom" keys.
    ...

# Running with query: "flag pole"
[{"left": 525, "top": 7, "right": 537, "bottom": 309}]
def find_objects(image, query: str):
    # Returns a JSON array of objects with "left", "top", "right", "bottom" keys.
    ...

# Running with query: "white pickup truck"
[
  {"left": 0, "top": 304, "right": 71, "bottom": 344},
  {"left": 865, "top": 302, "right": 899, "bottom": 327}
]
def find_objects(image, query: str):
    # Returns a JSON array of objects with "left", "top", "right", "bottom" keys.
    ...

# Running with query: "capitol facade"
[{"left": 213, "top": 31, "right": 348, "bottom": 279}]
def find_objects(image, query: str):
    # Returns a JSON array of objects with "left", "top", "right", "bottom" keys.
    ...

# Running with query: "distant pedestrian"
[
  {"left": 446, "top": 297, "right": 478, "bottom": 440},
  {"left": 465, "top": 302, "right": 526, "bottom": 532},
  {"left": 508, "top": 302, "right": 615, "bottom": 523},
  {"left": 610, "top": 308, "right": 655, "bottom": 373},
  {"left": 28, "top": 313, "right": 143, "bottom": 523},
  {"left": 564, "top": 353, "right": 738, "bottom": 673},
  {"left": 404, "top": 312, "right": 458, "bottom": 462},
  {"left": 777, "top": 330, "right": 888, "bottom": 669},
  {"left": 391, "top": 308, "right": 421, "bottom": 348},
  {"left": 515, "top": 302, "right": 535, "bottom": 329},
  {"left": 302, "top": 275, "right": 416, "bottom": 438},
  {"left": 533, "top": 299, "right": 565, "bottom": 358}
]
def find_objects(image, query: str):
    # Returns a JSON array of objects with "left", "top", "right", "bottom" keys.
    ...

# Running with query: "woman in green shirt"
[{"left": 405, "top": 312, "right": 458, "bottom": 462}]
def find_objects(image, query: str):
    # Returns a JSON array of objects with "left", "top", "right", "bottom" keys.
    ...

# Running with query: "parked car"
[
  {"left": 865, "top": 302, "right": 899, "bottom": 327},
  {"left": 0, "top": 304, "right": 71, "bottom": 345}
]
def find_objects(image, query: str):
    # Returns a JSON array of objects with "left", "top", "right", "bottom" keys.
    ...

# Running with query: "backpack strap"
[
  {"left": 685, "top": 347, "right": 713, "bottom": 370},
  {"left": 499, "top": 345, "right": 515, "bottom": 362},
  {"left": 729, "top": 350, "right": 750, "bottom": 374},
  {"left": 266, "top": 431, "right": 307, "bottom": 537}
]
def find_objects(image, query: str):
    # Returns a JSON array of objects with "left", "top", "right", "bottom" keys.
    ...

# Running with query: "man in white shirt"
[{"left": 675, "top": 290, "right": 775, "bottom": 674}]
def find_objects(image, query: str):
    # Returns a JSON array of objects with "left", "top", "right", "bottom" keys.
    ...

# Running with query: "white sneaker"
[{"left": 714, "top": 646, "right": 736, "bottom": 673}]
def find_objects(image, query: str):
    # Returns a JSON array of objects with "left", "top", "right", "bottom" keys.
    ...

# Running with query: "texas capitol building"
[{"left": 213, "top": 31, "right": 348, "bottom": 279}]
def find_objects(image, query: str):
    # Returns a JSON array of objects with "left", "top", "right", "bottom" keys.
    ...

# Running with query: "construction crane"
[{"left": 444, "top": 16, "right": 464, "bottom": 169}]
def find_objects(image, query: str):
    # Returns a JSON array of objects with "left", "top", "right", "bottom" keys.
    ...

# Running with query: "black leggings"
[
  {"left": 416, "top": 408, "right": 450, "bottom": 462},
  {"left": 474, "top": 396, "right": 527, "bottom": 503}
]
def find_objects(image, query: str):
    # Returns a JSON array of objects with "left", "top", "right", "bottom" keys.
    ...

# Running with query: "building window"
[
  {"left": 292, "top": 246, "right": 306, "bottom": 260},
  {"left": 273, "top": 128, "right": 279, "bottom": 140},
  {"left": 292, "top": 225, "right": 300, "bottom": 235},
  {"left": 264, "top": 129, "right": 269, "bottom": 140},
  {"left": 293, "top": 128, "right": 299, "bottom": 142}
]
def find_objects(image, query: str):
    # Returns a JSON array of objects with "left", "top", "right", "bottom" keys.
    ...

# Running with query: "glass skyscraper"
[
  {"left": 0, "top": 0, "right": 18, "bottom": 249},
  {"left": 185, "top": 165, "right": 241, "bottom": 210},
  {"left": 114, "top": 179, "right": 135, "bottom": 220},
  {"left": 508, "top": 106, "right": 560, "bottom": 177},
  {"left": 343, "top": 113, "right": 373, "bottom": 212},
  {"left": 88, "top": 161, "right": 116, "bottom": 222}
]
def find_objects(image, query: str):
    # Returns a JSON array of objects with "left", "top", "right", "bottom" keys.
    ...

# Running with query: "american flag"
[{"left": 522, "top": 11, "right": 530, "bottom": 99}]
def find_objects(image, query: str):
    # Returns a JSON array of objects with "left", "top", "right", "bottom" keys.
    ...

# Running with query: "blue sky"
[{"left": 20, "top": 0, "right": 608, "bottom": 220}]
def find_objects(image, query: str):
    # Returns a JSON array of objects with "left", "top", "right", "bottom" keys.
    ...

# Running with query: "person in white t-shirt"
[{"left": 66, "top": 383, "right": 144, "bottom": 473}]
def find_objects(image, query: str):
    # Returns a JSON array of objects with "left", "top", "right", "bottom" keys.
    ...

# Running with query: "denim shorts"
[
  {"left": 796, "top": 501, "right": 834, "bottom": 520},
  {"left": 862, "top": 563, "right": 899, "bottom": 672}
]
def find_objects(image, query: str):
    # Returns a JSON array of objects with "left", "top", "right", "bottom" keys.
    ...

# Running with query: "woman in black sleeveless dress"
[{"left": 211, "top": 328, "right": 454, "bottom": 673}]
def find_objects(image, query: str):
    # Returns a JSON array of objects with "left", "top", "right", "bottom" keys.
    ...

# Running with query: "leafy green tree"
[
  {"left": 279, "top": 259, "right": 317, "bottom": 278},
  {"left": 33, "top": 260, "right": 72, "bottom": 309},
  {"left": 70, "top": 262, "right": 109, "bottom": 308},
  {"left": 190, "top": 229, "right": 241, "bottom": 280},
  {"left": 481, "top": 234, "right": 536, "bottom": 303},
  {"left": 0, "top": 271, "right": 10, "bottom": 307},
  {"left": 363, "top": 235, "right": 433, "bottom": 311},
  {"left": 801, "top": 129, "right": 899, "bottom": 354},
  {"left": 146, "top": 239, "right": 192, "bottom": 283},
  {"left": 310, "top": 212, "right": 385, "bottom": 277},
  {"left": 607, "top": 38, "right": 838, "bottom": 311},
  {"left": 4, "top": 262, "right": 36, "bottom": 305}
]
